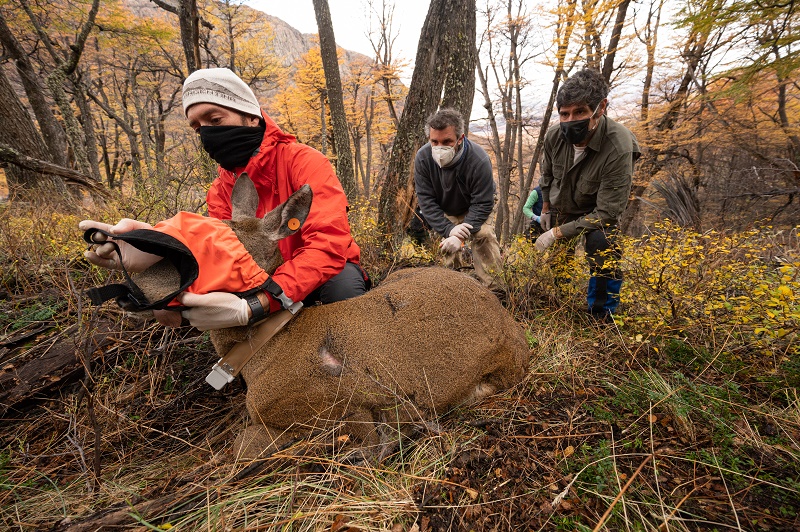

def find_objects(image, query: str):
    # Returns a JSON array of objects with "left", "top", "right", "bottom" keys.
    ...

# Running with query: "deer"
[{"left": 129, "top": 175, "right": 530, "bottom": 460}]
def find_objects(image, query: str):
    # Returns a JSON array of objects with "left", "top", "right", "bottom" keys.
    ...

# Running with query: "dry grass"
[{"left": 1, "top": 201, "right": 799, "bottom": 530}]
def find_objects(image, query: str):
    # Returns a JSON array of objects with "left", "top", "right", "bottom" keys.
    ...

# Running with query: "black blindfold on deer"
[{"left": 82, "top": 227, "right": 200, "bottom": 312}]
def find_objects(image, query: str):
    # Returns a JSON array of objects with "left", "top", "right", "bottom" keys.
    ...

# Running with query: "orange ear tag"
[{"left": 287, "top": 218, "right": 301, "bottom": 231}]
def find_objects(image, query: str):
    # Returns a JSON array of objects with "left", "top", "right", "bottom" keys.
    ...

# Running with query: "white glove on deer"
[
  {"left": 79, "top": 219, "right": 162, "bottom": 273},
  {"left": 178, "top": 291, "right": 250, "bottom": 331},
  {"left": 535, "top": 228, "right": 559, "bottom": 252},
  {"left": 439, "top": 235, "right": 463, "bottom": 254},
  {"left": 539, "top": 211, "right": 551, "bottom": 231},
  {"left": 448, "top": 222, "right": 473, "bottom": 241}
]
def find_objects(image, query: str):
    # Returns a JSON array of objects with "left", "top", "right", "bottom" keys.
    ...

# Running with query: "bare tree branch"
[{"left": 0, "top": 143, "right": 110, "bottom": 197}]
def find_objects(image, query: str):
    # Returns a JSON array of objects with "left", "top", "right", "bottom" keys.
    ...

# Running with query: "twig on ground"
[{"left": 591, "top": 454, "right": 651, "bottom": 532}]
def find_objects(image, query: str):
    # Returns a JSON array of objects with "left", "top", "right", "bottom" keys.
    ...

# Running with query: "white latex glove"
[
  {"left": 532, "top": 214, "right": 540, "bottom": 224},
  {"left": 178, "top": 291, "right": 250, "bottom": 331},
  {"left": 79, "top": 219, "right": 161, "bottom": 273},
  {"left": 448, "top": 222, "right": 473, "bottom": 241},
  {"left": 439, "top": 235, "right": 463, "bottom": 254},
  {"left": 539, "top": 211, "right": 551, "bottom": 231},
  {"left": 535, "top": 228, "right": 558, "bottom": 252}
]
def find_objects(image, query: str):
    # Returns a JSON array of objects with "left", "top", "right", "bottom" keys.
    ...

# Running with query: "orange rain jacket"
[
  {"left": 205, "top": 112, "right": 361, "bottom": 304},
  {"left": 154, "top": 212, "right": 269, "bottom": 304}
]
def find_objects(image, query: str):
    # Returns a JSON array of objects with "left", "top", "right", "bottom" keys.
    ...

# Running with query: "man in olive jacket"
[{"left": 536, "top": 68, "right": 640, "bottom": 319}]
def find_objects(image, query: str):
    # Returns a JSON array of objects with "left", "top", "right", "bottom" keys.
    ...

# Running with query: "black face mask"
[
  {"left": 559, "top": 104, "right": 602, "bottom": 145},
  {"left": 198, "top": 125, "right": 265, "bottom": 171},
  {"left": 560, "top": 118, "right": 591, "bottom": 145}
]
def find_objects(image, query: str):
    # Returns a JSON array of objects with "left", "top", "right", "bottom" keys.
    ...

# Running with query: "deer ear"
[
  {"left": 230, "top": 173, "right": 259, "bottom": 220},
  {"left": 271, "top": 184, "right": 313, "bottom": 239}
]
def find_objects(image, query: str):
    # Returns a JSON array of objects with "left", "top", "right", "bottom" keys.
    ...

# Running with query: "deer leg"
[{"left": 233, "top": 423, "right": 294, "bottom": 460}]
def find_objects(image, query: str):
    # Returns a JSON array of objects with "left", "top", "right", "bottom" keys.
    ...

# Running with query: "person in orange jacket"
[{"left": 80, "top": 68, "right": 367, "bottom": 329}]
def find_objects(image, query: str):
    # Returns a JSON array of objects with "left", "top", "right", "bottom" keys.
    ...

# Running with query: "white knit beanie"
[{"left": 182, "top": 68, "right": 261, "bottom": 118}]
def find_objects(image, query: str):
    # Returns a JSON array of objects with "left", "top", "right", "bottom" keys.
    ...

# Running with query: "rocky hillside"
[{"left": 123, "top": 0, "right": 370, "bottom": 71}]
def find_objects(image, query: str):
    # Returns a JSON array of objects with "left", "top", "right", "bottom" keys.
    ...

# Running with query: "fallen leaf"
[{"left": 331, "top": 514, "right": 354, "bottom": 532}]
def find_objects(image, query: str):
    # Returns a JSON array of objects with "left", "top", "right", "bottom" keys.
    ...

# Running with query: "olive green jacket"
[{"left": 540, "top": 116, "right": 640, "bottom": 239}]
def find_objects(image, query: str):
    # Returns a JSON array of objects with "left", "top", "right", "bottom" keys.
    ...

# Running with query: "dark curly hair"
[
  {"left": 424, "top": 108, "right": 465, "bottom": 138},
  {"left": 556, "top": 68, "right": 609, "bottom": 111}
]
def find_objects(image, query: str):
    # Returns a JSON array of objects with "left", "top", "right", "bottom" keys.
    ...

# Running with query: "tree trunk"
[
  {"left": 776, "top": 65, "right": 800, "bottom": 169},
  {"left": 477, "top": 21, "right": 512, "bottom": 242},
  {"left": 0, "top": 13, "right": 68, "bottom": 167},
  {"left": 601, "top": 0, "right": 632, "bottom": 83},
  {"left": 180, "top": 0, "right": 201, "bottom": 72},
  {"left": 319, "top": 92, "right": 327, "bottom": 155},
  {"left": 149, "top": 0, "right": 201, "bottom": 73},
  {"left": 0, "top": 68, "right": 67, "bottom": 198},
  {"left": 365, "top": 90, "right": 375, "bottom": 198},
  {"left": 638, "top": 0, "right": 663, "bottom": 126},
  {"left": 440, "top": 0, "right": 477, "bottom": 123},
  {"left": 227, "top": 8, "right": 236, "bottom": 71},
  {"left": 313, "top": 0, "right": 357, "bottom": 201},
  {"left": 0, "top": 143, "right": 110, "bottom": 197},
  {"left": 73, "top": 72, "right": 103, "bottom": 182},
  {"left": 128, "top": 69, "right": 155, "bottom": 177}
]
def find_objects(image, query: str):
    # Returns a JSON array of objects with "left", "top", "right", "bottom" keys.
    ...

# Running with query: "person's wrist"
[
  {"left": 553, "top": 226, "right": 563, "bottom": 239},
  {"left": 245, "top": 293, "right": 267, "bottom": 325}
]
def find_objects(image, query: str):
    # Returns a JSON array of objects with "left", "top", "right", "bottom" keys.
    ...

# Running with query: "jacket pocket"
[
  {"left": 547, "top": 164, "right": 564, "bottom": 205},
  {"left": 575, "top": 175, "right": 601, "bottom": 209}
]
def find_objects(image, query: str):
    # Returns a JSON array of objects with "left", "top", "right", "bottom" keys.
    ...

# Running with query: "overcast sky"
[
  {"left": 244, "top": 0, "right": 429, "bottom": 78},
  {"left": 240, "top": 0, "right": 648, "bottom": 122}
]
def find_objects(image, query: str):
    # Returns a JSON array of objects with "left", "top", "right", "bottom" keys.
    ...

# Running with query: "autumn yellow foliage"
[
  {"left": 500, "top": 221, "right": 799, "bottom": 359},
  {"left": 620, "top": 222, "right": 800, "bottom": 356}
]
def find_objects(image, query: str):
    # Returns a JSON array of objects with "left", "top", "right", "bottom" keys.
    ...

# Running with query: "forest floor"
[{"left": 2, "top": 286, "right": 799, "bottom": 531}]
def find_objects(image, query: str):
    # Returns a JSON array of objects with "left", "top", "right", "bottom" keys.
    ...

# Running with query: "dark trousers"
[
  {"left": 303, "top": 262, "right": 370, "bottom": 306},
  {"left": 552, "top": 213, "right": 622, "bottom": 316}
]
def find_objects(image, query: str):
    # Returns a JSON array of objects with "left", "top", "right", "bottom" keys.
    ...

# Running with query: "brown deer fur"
[{"left": 131, "top": 175, "right": 529, "bottom": 459}]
